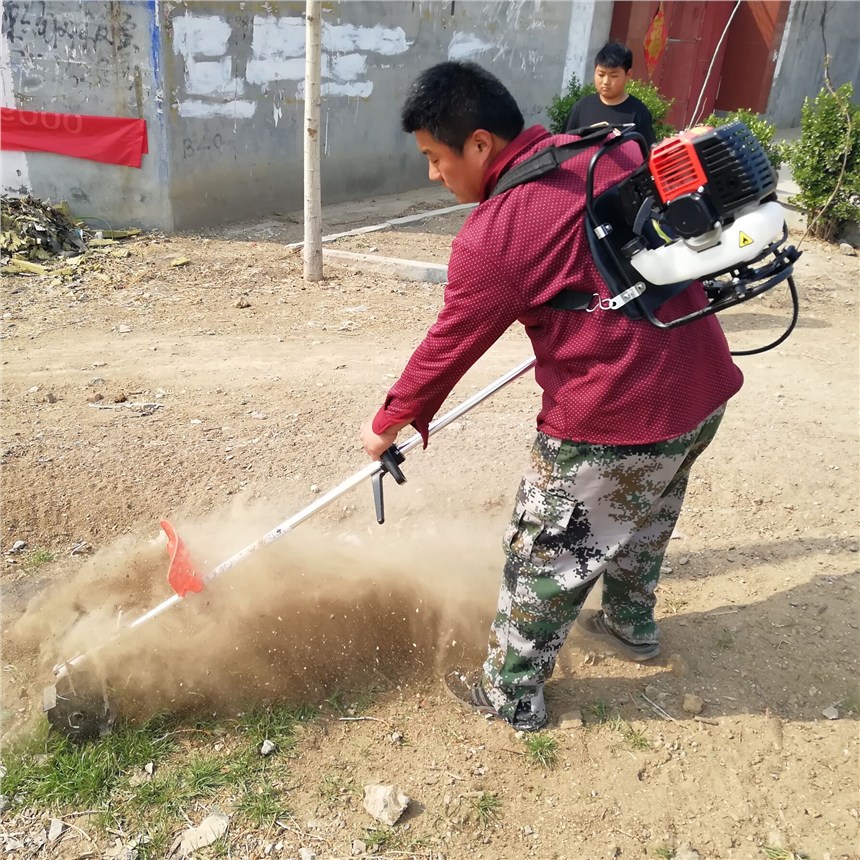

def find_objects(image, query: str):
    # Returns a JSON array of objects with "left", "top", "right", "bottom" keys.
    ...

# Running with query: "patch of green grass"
[
  {"left": 24, "top": 547, "right": 56, "bottom": 570},
  {"left": 1, "top": 714, "right": 177, "bottom": 810},
  {"left": 323, "top": 688, "right": 374, "bottom": 717},
  {"left": 129, "top": 771, "right": 185, "bottom": 813},
  {"left": 837, "top": 689, "right": 860, "bottom": 714},
  {"left": 363, "top": 825, "right": 403, "bottom": 852},
  {"left": 763, "top": 849, "right": 810, "bottom": 860},
  {"left": 522, "top": 733, "right": 558, "bottom": 768},
  {"left": 587, "top": 699, "right": 611, "bottom": 725},
  {"left": 318, "top": 773, "right": 356, "bottom": 805},
  {"left": 612, "top": 717, "right": 651, "bottom": 750},
  {"left": 653, "top": 846, "right": 674, "bottom": 859},
  {"left": 179, "top": 752, "right": 231, "bottom": 798},
  {"left": 471, "top": 791, "right": 502, "bottom": 825},
  {"left": 236, "top": 782, "right": 284, "bottom": 825},
  {"left": 234, "top": 702, "right": 311, "bottom": 754}
]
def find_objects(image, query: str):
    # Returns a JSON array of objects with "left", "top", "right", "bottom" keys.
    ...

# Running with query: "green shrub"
[
  {"left": 546, "top": 74, "right": 592, "bottom": 134},
  {"left": 702, "top": 108, "right": 784, "bottom": 170},
  {"left": 626, "top": 79, "right": 675, "bottom": 142},
  {"left": 787, "top": 82, "right": 860, "bottom": 241},
  {"left": 546, "top": 75, "right": 674, "bottom": 142}
]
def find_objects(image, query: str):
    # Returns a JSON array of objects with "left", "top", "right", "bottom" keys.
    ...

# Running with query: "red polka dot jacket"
[{"left": 372, "top": 125, "right": 743, "bottom": 447}]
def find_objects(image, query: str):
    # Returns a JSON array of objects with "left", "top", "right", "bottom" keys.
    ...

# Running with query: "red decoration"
[
  {"left": 644, "top": 2, "right": 668, "bottom": 80},
  {"left": 0, "top": 107, "right": 148, "bottom": 168}
]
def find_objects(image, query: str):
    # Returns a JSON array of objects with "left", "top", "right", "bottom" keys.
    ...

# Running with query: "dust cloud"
[{"left": 6, "top": 503, "right": 506, "bottom": 725}]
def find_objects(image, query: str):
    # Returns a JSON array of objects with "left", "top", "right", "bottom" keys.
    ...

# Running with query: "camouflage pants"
[{"left": 482, "top": 407, "right": 725, "bottom": 724}]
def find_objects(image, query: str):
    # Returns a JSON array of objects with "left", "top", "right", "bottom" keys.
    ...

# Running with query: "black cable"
[{"left": 730, "top": 275, "right": 800, "bottom": 356}]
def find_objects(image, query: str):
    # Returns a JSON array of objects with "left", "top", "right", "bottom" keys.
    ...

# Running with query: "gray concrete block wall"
[
  {"left": 2, "top": 1, "right": 600, "bottom": 230},
  {"left": 767, "top": 0, "right": 860, "bottom": 129}
]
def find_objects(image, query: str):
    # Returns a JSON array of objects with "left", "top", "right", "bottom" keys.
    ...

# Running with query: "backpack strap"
[{"left": 488, "top": 123, "right": 628, "bottom": 199}]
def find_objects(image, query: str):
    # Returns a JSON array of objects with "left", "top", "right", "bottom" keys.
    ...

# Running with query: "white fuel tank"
[{"left": 629, "top": 201, "right": 786, "bottom": 285}]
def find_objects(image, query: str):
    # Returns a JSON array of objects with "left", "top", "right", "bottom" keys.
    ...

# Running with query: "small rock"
[
  {"left": 87, "top": 393, "right": 104, "bottom": 403},
  {"left": 117, "top": 324, "right": 132, "bottom": 333},
  {"left": 310, "top": 484, "right": 320, "bottom": 494},
  {"left": 90, "top": 377, "right": 105, "bottom": 386},
  {"left": 299, "top": 849, "right": 316, "bottom": 860},
  {"left": 28, "top": 385, "right": 39, "bottom": 393},
  {"left": 822, "top": 705, "right": 839, "bottom": 720},
  {"left": 557, "top": 709, "right": 584, "bottom": 729},
  {"left": 682, "top": 693, "right": 705, "bottom": 715},
  {"left": 250, "top": 411, "right": 267, "bottom": 420},
  {"left": 260, "top": 739, "right": 276, "bottom": 755},
  {"left": 10, "top": 540, "right": 27, "bottom": 553},
  {"left": 390, "top": 731, "right": 404, "bottom": 744},
  {"left": 47, "top": 819, "right": 65, "bottom": 842},
  {"left": 351, "top": 840, "right": 367, "bottom": 855},
  {"left": 660, "top": 564, "right": 673, "bottom": 575},
  {"left": 45, "top": 392, "right": 57, "bottom": 403},
  {"left": 363, "top": 784, "right": 410, "bottom": 826},
  {"left": 674, "top": 845, "right": 701, "bottom": 860},
  {"left": 668, "top": 654, "right": 689, "bottom": 678},
  {"left": 235, "top": 297, "right": 251, "bottom": 309},
  {"left": 678, "top": 556, "right": 689, "bottom": 565},
  {"left": 838, "top": 242, "right": 856, "bottom": 256}
]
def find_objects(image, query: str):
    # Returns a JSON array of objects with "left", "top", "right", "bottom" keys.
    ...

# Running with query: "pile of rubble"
[{"left": 1, "top": 195, "right": 138, "bottom": 275}]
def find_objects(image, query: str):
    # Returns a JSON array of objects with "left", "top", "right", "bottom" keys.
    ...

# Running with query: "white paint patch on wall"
[
  {"left": 186, "top": 57, "right": 244, "bottom": 97},
  {"left": 178, "top": 99, "right": 256, "bottom": 119},
  {"left": 170, "top": 13, "right": 412, "bottom": 114},
  {"left": 448, "top": 32, "right": 498, "bottom": 61},
  {"left": 245, "top": 16, "right": 411, "bottom": 97},
  {"left": 172, "top": 14, "right": 251, "bottom": 116},
  {"left": 297, "top": 79, "right": 373, "bottom": 99},
  {"left": 562, "top": 1, "right": 596, "bottom": 90},
  {"left": 246, "top": 16, "right": 305, "bottom": 84},
  {"left": 0, "top": 46, "right": 30, "bottom": 193},
  {"left": 325, "top": 23, "right": 410, "bottom": 56},
  {"left": 331, "top": 53, "right": 367, "bottom": 82},
  {"left": 172, "top": 14, "right": 231, "bottom": 56}
]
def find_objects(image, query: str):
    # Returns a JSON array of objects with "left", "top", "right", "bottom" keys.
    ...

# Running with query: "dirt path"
[{"left": 1, "top": 199, "right": 858, "bottom": 858}]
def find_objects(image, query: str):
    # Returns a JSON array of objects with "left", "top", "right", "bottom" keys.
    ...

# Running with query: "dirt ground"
[{"left": 1, "top": 190, "right": 858, "bottom": 859}]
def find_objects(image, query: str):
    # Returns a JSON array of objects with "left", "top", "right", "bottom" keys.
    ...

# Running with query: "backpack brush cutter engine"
[
  {"left": 491, "top": 119, "right": 801, "bottom": 352},
  {"left": 43, "top": 123, "right": 801, "bottom": 742}
]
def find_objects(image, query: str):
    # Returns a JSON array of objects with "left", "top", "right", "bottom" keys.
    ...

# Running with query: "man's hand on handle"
[{"left": 360, "top": 416, "right": 411, "bottom": 461}]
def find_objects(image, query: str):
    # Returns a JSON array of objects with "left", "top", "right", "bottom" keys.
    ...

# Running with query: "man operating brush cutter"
[{"left": 359, "top": 62, "right": 743, "bottom": 732}]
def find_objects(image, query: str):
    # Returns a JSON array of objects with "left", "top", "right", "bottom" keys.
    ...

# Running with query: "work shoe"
[
  {"left": 574, "top": 609, "right": 660, "bottom": 662},
  {"left": 443, "top": 667, "right": 547, "bottom": 733}
]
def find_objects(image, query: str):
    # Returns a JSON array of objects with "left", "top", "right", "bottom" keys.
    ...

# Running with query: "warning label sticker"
[{"left": 739, "top": 232, "right": 754, "bottom": 248}]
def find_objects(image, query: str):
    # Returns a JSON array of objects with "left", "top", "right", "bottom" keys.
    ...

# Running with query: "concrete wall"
[
  {"left": 2, "top": 1, "right": 605, "bottom": 230},
  {"left": 767, "top": 0, "right": 860, "bottom": 128},
  {"left": 1, "top": 0, "right": 173, "bottom": 230}
]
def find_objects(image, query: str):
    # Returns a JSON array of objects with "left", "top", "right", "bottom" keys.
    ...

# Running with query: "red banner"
[{"left": 0, "top": 108, "right": 148, "bottom": 168}]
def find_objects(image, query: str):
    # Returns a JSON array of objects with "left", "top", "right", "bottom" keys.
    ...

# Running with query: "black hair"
[
  {"left": 400, "top": 61, "right": 524, "bottom": 152},
  {"left": 595, "top": 42, "right": 633, "bottom": 72}
]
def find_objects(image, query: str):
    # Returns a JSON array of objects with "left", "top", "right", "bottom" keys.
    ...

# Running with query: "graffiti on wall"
[{"left": 1, "top": 0, "right": 144, "bottom": 108}]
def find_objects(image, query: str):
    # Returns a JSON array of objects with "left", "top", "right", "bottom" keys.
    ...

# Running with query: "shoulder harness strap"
[{"left": 488, "top": 123, "right": 625, "bottom": 200}]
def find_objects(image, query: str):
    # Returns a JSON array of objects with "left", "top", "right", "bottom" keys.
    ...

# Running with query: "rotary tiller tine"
[{"left": 43, "top": 668, "right": 116, "bottom": 743}]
